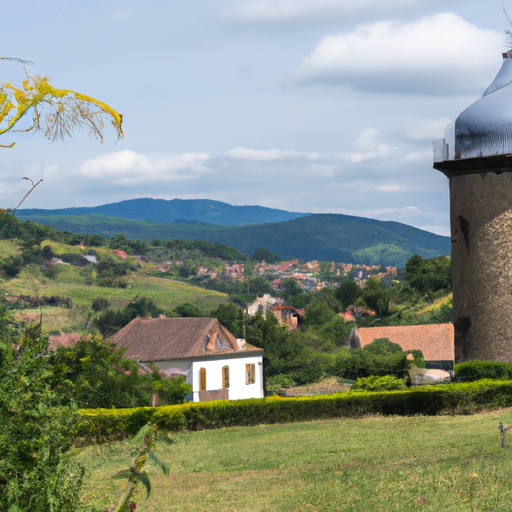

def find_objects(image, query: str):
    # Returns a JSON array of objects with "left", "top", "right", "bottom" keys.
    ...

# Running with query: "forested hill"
[
  {"left": 19, "top": 198, "right": 308, "bottom": 226},
  {"left": 15, "top": 211, "right": 451, "bottom": 267}
]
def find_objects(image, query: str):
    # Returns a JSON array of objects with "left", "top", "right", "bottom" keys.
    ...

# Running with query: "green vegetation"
[
  {"left": 352, "top": 243, "right": 412, "bottom": 268},
  {"left": 455, "top": 361, "right": 512, "bottom": 382},
  {"left": 76, "top": 379, "right": 512, "bottom": 440},
  {"left": 20, "top": 197, "right": 307, "bottom": 226},
  {"left": 50, "top": 335, "right": 154, "bottom": 408},
  {"left": 15, "top": 211, "right": 450, "bottom": 266},
  {"left": 406, "top": 254, "right": 452, "bottom": 295},
  {"left": 0, "top": 318, "right": 83, "bottom": 511},
  {"left": 351, "top": 375, "right": 407, "bottom": 391},
  {"left": 75, "top": 410, "right": 512, "bottom": 512}
]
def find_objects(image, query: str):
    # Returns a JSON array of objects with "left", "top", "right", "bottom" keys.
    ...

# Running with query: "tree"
[
  {"left": 279, "top": 278, "right": 303, "bottom": 299},
  {"left": 252, "top": 247, "right": 280, "bottom": 263},
  {"left": 50, "top": 335, "right": 153, "bottom": 408},
  {"left": 0, "top": 316, "right": 84, "bottom": 511},
  {"left": 405, "top": 255, "right": 452, "bottom": 295},
  {"left": 173, "top": 302, "right": 205, "bottom": 318},
  {"left": 0, "top": 58, "right": 124, "bottom": 510},
  {"left": 360, "top": 278, "right": 390, "bottom": 316},
  {"left": 334, "top": 279, "right": 361, "bottom": 309},
  {"left": 0, "top": 66, "right": 123, "bottom": 148},
  {"left": 304, "top": 300, "right": 337, "bottom": 327}
]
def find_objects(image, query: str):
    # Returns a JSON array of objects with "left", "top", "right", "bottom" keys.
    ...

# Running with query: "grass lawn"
[{"left": 77, "top": 408, "right": 512, "bottom": 512}]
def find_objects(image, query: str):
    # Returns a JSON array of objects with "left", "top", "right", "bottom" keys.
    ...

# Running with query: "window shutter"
[
  {"left": 222, "top": 366, "right": 230, "bottom": 389},
  {"left": 199, "top": 367, "right": 206, "bottom": 391}
]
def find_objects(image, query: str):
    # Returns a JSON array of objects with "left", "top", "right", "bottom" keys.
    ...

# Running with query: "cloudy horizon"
[{"left": 1, "top": 1, "right": 510, "bottom": 237}]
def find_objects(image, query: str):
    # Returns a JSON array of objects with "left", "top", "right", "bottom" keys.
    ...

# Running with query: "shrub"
[
  {"left": 91, "top": 297, "right": 110, "bottom": 312},
  {"left": 1, "top": 255, "right": 23, "bottom": 277},
  {"left": 291, "top": 365, "right": 325, "bottom": 386},
  {"left": 153, "top": 376, "right": 192, "bottom": 405},
  {"left": 265, "top": 374, "right": 297, "bottom": 389},
  {"left": 455, "top": 361, "right": 512, "bottom": 382},
  {"left": 351, "top": 375, "right": 407, "bottom": 392},
  {"left": 76, "top": 380, "right": 512, "bottom": 441}
]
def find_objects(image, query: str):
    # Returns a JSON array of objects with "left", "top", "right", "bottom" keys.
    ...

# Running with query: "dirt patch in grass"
[{"left": 283, "top": 377, "right": 351, "bottom": 395}]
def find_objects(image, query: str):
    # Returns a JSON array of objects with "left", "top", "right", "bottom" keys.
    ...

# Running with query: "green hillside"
[
  {"left": 0, "top": 260, "right": 228, "bottom": 334},
  {"left": 15, "top": 212, "right": 450, "bottom": 267}
]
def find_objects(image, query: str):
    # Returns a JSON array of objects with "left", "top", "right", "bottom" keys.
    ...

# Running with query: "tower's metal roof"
[{"left": 433, "top": 52, "right": 512, "bottom": 173}]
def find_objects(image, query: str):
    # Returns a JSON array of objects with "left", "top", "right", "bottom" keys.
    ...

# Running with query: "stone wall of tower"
[{"left": 450, "top": 171, "right": 512, "bottom": 361}]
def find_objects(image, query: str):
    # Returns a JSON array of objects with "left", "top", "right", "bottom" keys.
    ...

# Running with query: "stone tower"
[{"left": 434, "top": 50, "right": 512, "bottom": 362}]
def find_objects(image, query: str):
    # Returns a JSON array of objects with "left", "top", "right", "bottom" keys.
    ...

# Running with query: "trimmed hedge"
[
  {"left": 455, "top": 361, "right": 512, "bottom": 382},
  {"left": 76, "top": 380, "right": 512, "bottom": 442}
]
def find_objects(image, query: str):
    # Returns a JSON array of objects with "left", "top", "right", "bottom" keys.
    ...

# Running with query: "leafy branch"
[
  {"left": 0, "top": 63, "right": 123, "bottom": 147},
  {"left": 112, "top": 423, "right": 169, "bottom": 512}
]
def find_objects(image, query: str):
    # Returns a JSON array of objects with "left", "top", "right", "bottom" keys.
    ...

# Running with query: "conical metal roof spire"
[{"left": 434, "top": 50, "right": 512, "bottom": 174}]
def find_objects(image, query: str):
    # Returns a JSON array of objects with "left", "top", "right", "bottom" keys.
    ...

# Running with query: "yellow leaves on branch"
[{"left": 0, "top": 75, "right": 123, "bottom": 147}]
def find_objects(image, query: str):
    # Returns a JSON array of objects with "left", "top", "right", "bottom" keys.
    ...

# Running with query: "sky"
[{"left": 1, "top": 0, "right": 510, "bottom": 236}]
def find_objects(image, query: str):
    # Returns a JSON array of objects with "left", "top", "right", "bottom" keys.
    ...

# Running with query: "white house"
[{"left": 109, "top": 316, "right": 264, "bottom": 402}]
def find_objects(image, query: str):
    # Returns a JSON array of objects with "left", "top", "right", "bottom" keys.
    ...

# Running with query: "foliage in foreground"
[
  {"left": 112, "top": 423, "right": 169, "bottom": 512},
  {"left": 0, "top": 321, "right": 83, "bottom": 511},
  {"left": 0, "top": 73, "right": 123, "bottom": 148}
]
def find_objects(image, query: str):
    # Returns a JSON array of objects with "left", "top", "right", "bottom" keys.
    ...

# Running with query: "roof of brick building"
[
  {"left": 356, "top": 323, "right": 454, "bottom": 361},
  {"left": 109, "top": 316, "right": 262, "bottom": 362}
]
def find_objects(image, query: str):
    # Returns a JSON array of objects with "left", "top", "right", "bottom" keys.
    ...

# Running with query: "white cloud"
[
  {"left": 405, "top": 117, "right": 453, "bottom": 140},
  {"left": 403, "top": 149, "right": 432, "bottom": 162},
  {"left": 12, "top": 143, "right": 448, "bottom": 234},
  {"left": 222, "top": 0, "right": 416, "bottom": 23},
  {"left": 348, "top": 128, "right": 397, "bottom": 162},
  {"left": 375, "top": 184, "right": 407, "bottom": 192},
  {"left": 224, "top": 147, "right": 301, "bottom": 160},
  {"left": 286, "top": 13, "right": 502, "bottom": 95},
  {"left": 79, "top": 150, "right": 210, "bottom": 184}
]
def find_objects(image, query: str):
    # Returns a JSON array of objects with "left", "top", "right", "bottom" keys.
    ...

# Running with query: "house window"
[
  {"left": 246, "top": 363, "right": 255, "bottom": 384},
  {"left": 199, "top": 367, "right": 206, "bottom": 391},
  {"left": 222, "top": 365, "right": 230, "bottom": 389}
]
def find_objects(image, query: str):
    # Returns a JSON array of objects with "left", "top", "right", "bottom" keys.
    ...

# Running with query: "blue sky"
[{"left": 1, "top": 0, "right": 510, "bottom": 235}]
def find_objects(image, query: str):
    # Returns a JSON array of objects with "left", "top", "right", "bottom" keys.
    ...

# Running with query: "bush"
[
  {"left": 153, "top": 376, "right": 192, "bottom": 405},
  {"left": 1, "top": 255, "right": 23, "bottom": 277},
  {"left": 91, "top": 297, "right": 110, "bottom": 312},
  {"left": 455, "top": 361, "right": 512, "bottom": 382},
  {"left": 291, "top": 365, "right": 325, "bottom": 386},
  {"left": 351, "top": 375, "right": 407, "bottom": 392},
  {"left": 265, "top": 374, "right": 297, "bottom": 389},
  {"left": 76, "top": 380, "right": 512, "bottom": 440}
]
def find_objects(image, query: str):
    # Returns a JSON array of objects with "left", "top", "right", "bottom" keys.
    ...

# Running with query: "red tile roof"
[
  {"left": 356, "top": 323, "right": 454, "bottom": 361},
  {"left": 109, "top": 317, "right": 262, "bottom": 362}
]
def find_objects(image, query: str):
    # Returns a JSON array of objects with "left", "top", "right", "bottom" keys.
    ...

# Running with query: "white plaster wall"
[{"left": 191, "top": 355, "right": 264, "bottom": 401}]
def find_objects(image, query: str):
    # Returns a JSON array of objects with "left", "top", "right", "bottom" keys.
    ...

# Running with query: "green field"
[{"left": 77, "top": 409, "right": 512, "bottom": 511}]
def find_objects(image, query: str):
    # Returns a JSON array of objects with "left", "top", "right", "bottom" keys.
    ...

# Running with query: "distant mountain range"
[
  {"left": 17, "top": 198, "right": 451, "bottom": 267},
  {"left": 20, "top": 198, "right": 308, "bottom": 226}
]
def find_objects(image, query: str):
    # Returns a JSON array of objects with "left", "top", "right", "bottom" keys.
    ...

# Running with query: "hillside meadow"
[
  {"left": 77, "top": 409, "right": 512, "bottom": 512},
  {"left": 0, "top": 263, "right": 228, "bottom": 333}
]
